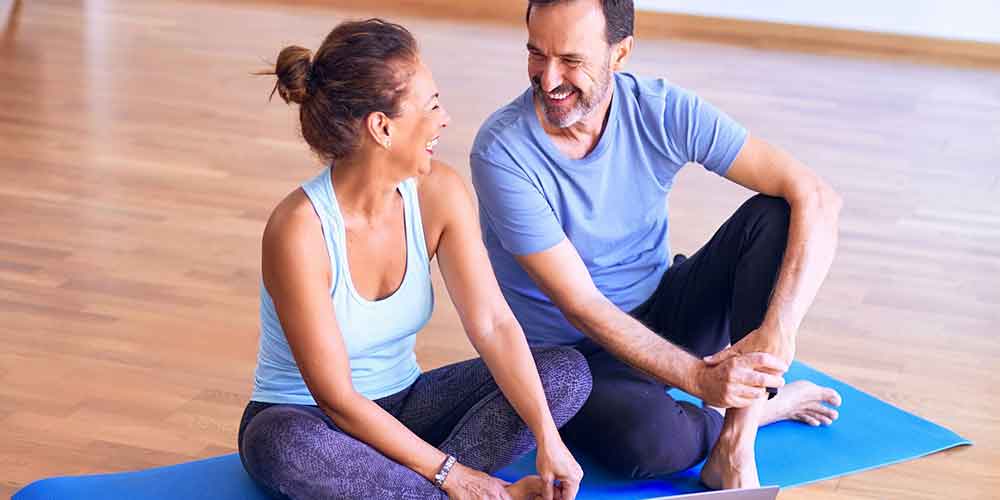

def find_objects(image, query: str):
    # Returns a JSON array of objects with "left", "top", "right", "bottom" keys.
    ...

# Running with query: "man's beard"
[{"left": 532, "top": 63, "right": 612, "bottom": 128}]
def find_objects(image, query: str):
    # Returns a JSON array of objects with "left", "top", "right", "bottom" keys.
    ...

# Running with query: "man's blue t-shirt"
[{"left": 470, "top": 72, "right": 747, "bottom": 346}]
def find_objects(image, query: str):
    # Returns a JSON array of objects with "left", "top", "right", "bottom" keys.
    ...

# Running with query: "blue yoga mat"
[
  {"left": 495, "top": 361, "right": 971, "bottom": 498},
  {"left": 13, "top": 362, "right": 969, "bottom": 500}
]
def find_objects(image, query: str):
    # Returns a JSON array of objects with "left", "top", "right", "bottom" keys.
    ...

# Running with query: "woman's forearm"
[
  {"left": 320, "top": 393, "right": 447, "bottom": 482},
  {"left": 468, "top": 318, "right": 561, "bottom": 445}
]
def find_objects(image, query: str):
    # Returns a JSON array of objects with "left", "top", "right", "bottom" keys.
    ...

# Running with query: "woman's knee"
[
  {"left": 240, "top": 406, "right": 329, "bottom": 488},
  {"left": 532, "top": 347, "right": 593, "bottom": 425}
]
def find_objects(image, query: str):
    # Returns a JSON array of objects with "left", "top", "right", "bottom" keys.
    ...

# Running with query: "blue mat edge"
[
  {"left": 11, "top": 361, "right": 974, "bottom": 498},
  {"left": 769, "top": 361, "right": 973, "bottom": 488},
  {"left": 788, "top": 439, "right": 971, "bottom": 491},
  {"left": 11, "top": 455, "right": 260, "bottom": 499}
]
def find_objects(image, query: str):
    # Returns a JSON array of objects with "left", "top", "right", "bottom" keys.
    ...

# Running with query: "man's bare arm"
[
  {"left": 710, "top": 134, "right": 843, "bottom": 364},
  {"left": 516, "top": 240, "right": 785, "bottom": 408}
]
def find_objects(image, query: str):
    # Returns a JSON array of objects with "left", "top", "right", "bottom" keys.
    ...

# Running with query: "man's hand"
[
  {"left": 704, "top": 325, "right": 796, "bottom": 368},
  {"left": 694, "top": 351, "right": 788, "bottom": 408}
]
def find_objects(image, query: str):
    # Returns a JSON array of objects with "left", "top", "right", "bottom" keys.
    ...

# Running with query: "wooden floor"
[{"left": 2, "top": 1, "right": 998, "bottom": 498}]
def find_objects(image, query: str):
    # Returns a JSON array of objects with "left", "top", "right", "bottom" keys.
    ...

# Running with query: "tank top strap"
[
  {"left": 300, "top": 167, "right": 339, "bottom": 224},
  {"left": 299, "top": 167, "right": 341, "bottom": 292},
  {"left": 398, "top": 177, "right": 431, "bottom": 267}
]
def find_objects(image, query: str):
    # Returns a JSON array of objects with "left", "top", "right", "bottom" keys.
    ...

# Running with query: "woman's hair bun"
[{"left": 273, "top": 45, "right": 313, "bottom": 105}]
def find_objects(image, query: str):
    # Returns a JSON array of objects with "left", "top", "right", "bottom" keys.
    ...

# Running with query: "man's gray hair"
[{"left": 525, "top": 0, "right": 635, "bottom": 45}]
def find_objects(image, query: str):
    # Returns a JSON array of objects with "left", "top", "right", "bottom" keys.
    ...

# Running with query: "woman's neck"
[{"left": 330, "top": 150, "right": 402, "bottom": 220}]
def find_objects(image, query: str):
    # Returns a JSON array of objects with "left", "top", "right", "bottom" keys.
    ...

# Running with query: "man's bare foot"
[
  {"left": 700, "top": 431, "right": 760, "bottom": 490},
  {"left": 760, "top": 380, "right": 842, "bottom": 427},
  {"left": 700, "top": 381, "right": 841, "bottom": 490},
  {"left": 505, "top": 475, "right": 545, "bottom": 500}
]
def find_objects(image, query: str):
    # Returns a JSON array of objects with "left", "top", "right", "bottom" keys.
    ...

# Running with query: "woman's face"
[{"left": 387, "top": 59, "right": 450, "bottom": 177}]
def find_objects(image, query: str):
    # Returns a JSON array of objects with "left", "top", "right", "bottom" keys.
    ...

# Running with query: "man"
[{"left": 470, "top": 0, "right": 844, "bottom": 489}]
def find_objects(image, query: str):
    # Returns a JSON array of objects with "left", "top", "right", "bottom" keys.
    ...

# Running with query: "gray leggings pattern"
[{"left": 238, "top": 347, "right": 592, "bottom": 499}]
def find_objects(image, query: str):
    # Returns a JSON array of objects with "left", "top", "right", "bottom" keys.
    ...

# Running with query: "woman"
[{"left": 239, "top": 18, "right": 592, "bottom": 500}]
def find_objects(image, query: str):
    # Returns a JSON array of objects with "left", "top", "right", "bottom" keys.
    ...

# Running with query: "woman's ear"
[{"left": 366, "top": 112, "right": 393, "bottom": 150}]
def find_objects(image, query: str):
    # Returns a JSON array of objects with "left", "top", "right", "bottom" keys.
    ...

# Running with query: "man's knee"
[
  {"left": 595, "top": 400, "right": 723, "bottom": 479},
  {"left": 744, "top": 194, "right": 791, "bottom": 230},
  {"left": 737, "top": 195, "right": 791, "bottom": 259},
  {"left": 533, "top": 347, "right": 593, "bottom": 426},
  {"left": 607, "top": 425, "right": 710, "bottom": 479}
]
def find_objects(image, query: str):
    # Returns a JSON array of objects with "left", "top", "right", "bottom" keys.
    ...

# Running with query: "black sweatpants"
[{"left": 560, "top": 194, "right": 791, "bottom": 479}]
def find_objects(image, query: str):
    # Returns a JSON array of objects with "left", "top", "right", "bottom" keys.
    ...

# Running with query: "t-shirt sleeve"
[
  {"left": 470, "top": 152, "right": 565, "bottom": 256},
  {"left": 665, "top": 86, "right": 748, "bottom": 176}
]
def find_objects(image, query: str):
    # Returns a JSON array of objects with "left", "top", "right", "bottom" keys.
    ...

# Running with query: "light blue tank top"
[{"left": 251, "top": 167, "right": 434, "bottom": 403}]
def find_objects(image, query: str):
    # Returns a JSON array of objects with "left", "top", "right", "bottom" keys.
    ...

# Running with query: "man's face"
[{"left": 527, "top": 0, "right": 614, "bottom": 128}]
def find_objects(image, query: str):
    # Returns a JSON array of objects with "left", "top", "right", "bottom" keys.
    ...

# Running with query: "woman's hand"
[
  {"left": 535, "top": 434, "right": 583, "bottom": 500},
  {"left": 442, "top": 462, "right": 513, "bottom": 500}
]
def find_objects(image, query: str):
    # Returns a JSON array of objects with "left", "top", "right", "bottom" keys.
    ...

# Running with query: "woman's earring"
[{"left": 384, "top": 139, "right": 391, "bottom": 150}]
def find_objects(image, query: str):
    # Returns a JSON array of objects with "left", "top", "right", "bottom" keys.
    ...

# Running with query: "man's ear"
[{"left": 610, "top": 36, "right": 634, "bottom": 71}]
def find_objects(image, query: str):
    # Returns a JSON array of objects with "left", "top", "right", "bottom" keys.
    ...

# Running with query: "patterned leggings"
[{"left": 238, "top": 347, "right": 592, "bottom": 499}]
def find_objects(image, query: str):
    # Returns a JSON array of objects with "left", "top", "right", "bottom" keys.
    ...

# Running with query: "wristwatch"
[{"left": 434, "top": 455, "right": 457, "bottom": 489}]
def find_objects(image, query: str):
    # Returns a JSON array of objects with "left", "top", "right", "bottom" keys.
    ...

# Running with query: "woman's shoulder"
[
  {"left": 415, "top": 160, "right": 477, "bottom": 255},
  {"left": 261, "top": 187, "right": 329, "bottom": 277},
  {"left": 264, "top": 187, "right": 322, "bottom": 243},
  {"left": 416, "top": 159, "right": 465, "bottom": 195},
  {"left": 416, "top": 160, "right": 475, "bottom": 214}
]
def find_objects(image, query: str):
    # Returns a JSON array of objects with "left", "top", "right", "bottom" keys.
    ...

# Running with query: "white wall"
[{"left": 635, "top": 0, "right": 1000, "bottom": 44}]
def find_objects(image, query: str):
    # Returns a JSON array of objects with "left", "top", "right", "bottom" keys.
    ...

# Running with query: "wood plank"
[{"left": 1, "top": 1, "right": 997, "bottom": 498}]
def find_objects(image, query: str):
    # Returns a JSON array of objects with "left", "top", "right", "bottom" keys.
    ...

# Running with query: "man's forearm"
[
  {"left": 566, "top": 296, "right": 703, "bottom": 394},
  {"left": 763, "top": 184, "right": 842, "bottom": 339}
]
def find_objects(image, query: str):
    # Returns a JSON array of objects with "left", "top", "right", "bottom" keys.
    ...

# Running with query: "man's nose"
[{"left": 541, "top": 61, "right": 563, "bottom": 93}]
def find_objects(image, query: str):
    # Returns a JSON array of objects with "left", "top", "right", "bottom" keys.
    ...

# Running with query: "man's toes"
[
  {"left": 806, "top": 402, "right": 838, "bottom": 420},
  {"left": 796, "top": 413, "right": 821, "bottom": 426},
  {"left": 822, "top": 387, "right": 843, "bottom": 407},
  {"left": 809, "top": 411, "right": 834, "bottom": 426},
  {"left": 820, "top": 405, "right": 839, "bottom": 421}
]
